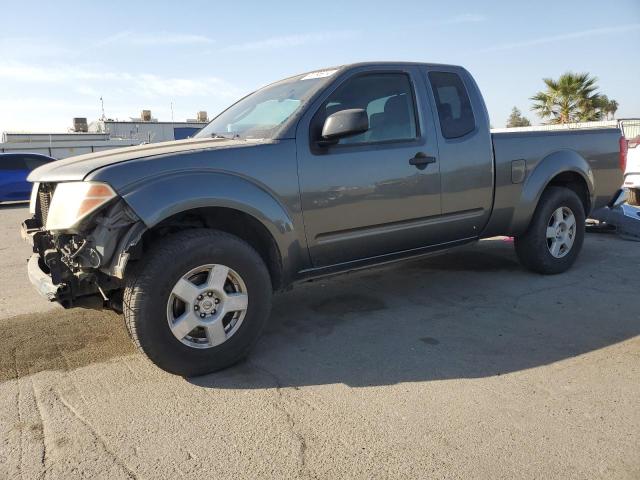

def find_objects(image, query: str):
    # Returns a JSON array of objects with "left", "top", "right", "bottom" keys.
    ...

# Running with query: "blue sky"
[{"left": 0, "top": 0, "right": 638, "bottom": 132}]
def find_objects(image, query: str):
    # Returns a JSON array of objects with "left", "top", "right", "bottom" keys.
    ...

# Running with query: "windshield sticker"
[{"left": 300, "top": 69, "right": 338, "bottom": 81}]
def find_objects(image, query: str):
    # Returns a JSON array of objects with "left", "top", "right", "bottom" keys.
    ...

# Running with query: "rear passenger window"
[{"left": 428, "top": 72, "right": 476, "bottom": 139}]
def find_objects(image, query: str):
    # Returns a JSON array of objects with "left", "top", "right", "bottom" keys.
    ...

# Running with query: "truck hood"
[{"left": 28, "top": 137, "right": 251, "bottom": 182}]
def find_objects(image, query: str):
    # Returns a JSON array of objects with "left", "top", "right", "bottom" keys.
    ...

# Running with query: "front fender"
[
  {"left": 119, "top": 170, "right": 305, "bottom": 284},
  {"left": 510, "top": 150, "right": 594, "bottom": 234}
]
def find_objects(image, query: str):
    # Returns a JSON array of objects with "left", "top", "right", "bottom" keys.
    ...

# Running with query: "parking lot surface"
[{"left": 1, "top": 204, "right": 638, "bottom": 479}]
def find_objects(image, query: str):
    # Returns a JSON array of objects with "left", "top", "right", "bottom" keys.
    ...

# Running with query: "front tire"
[
  {"left": 123, "top": 229, "right": 272, "bottom": 376},
  {"left": 514, "top": 187, "right": 585, "bottom": 274}
]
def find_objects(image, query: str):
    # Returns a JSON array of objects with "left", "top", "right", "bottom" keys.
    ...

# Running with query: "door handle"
[{"left": 409, "top": 152, "right": 436, "bottom": 170}]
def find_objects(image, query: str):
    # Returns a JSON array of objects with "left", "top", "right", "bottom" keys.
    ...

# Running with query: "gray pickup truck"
[{"left": 22, "top": 62, "right": 624, "bottom": 376}]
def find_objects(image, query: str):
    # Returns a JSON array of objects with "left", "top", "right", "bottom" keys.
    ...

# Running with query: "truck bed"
[{"left": 482, "top": 127, "right": 622, "bottom": 237}]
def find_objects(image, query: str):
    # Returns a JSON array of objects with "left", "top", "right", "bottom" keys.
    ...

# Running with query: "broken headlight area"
[
  {"left": 33, "top": 200, "right": 139, "bottom": 270},
  {"left": 25, "top": 199, "right": 143, "bottom": 309}
]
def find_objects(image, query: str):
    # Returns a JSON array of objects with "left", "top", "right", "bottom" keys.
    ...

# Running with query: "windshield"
[{"left": 196, "top": 70, "right": 338, "bottom": 140}]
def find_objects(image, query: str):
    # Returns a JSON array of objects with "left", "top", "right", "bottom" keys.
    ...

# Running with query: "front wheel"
[
  {"left": 123, "top": 229, "right": 272, "bottom": 376},
  {"left": 514, "top": 186, "right": 586, "bottom": 274}
]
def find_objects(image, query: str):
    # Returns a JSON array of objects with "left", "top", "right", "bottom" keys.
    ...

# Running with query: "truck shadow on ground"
[{"left": 192, "top": 236, "right": 640, "bottom": 389}]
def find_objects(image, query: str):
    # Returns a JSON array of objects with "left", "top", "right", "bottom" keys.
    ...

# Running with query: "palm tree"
[
  {"left": 607, "top": 99, "right": 619, "bottom": 119},
  {"left": 593, "top": 96, "right": 621, "bottom": 120},
  {"left": 530, "top": 72, "right": 603, "bottom": 124}
]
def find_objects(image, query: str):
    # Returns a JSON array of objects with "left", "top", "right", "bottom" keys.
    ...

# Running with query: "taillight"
[{"left": 619, "top": 136, "right": 627, "bottom": 172}]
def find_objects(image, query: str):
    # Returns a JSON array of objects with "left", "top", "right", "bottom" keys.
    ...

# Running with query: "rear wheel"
[
  {"left": 514, "top": 187, "right": 585, "bottom": 274},
  {"left": 123, "top": 229, "right": 272, "bottom": 376}
]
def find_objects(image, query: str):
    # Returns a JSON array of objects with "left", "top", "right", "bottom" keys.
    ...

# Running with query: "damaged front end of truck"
[{"left": 22, "top": 181, "right": 145, "bottom": 310}]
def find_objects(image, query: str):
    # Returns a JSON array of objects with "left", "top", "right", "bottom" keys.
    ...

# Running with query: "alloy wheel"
[
  {"left": 166, "top": 264, "right": 248, "bottom": 349},
  {"left": 546, "top": 206, "right": 576, "bottom": 259}
]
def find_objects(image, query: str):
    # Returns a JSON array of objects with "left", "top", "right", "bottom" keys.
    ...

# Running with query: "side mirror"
[{"left": 320, "top": 109, "right": 369, "bottom": 144}]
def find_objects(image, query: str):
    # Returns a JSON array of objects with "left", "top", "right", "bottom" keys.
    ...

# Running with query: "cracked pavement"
[{"left": 1, "top": 204, "right": 639, "bottom": 479}]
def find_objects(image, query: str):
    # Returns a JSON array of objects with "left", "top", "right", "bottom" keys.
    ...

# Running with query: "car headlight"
[{"left": 46, "top": 182, "right": 117, "bottom": 231}]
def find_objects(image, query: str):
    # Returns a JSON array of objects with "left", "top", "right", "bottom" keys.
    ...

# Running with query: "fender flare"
[
  {"left": 509, "top": 150, "right": 595, "bottom": 235},
  {"left": 113, "top": 170, "right": 305, "bottom": 284}
]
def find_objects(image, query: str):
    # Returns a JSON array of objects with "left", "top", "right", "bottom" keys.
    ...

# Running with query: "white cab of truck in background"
[{"left": 621, "top": 119, "right": 640, "bottom": 205}]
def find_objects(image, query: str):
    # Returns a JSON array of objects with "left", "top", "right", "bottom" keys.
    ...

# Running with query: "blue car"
[{"left": 0, "top": 153, "right": 56, "bottom": 202}]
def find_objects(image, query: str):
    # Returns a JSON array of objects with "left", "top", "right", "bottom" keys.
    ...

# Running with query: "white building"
[
  {"left": 0, "top": 111, "right": 209, "bottom": 159},
  {"left": 0, "top": 132, "right": 139, "bottom": 159},
  {"left": 89, "top": 119, "right": 206, "bottom": 144}
]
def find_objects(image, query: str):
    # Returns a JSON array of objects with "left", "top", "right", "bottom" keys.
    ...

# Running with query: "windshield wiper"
[{"left": 210, "top": 132, "right": 243, "bottom": 140}]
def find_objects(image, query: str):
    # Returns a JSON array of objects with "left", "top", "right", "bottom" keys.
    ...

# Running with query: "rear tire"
[
  {"left": 514, "top": 187, "right": 585, "bottom": 274},
  {"left": 123, "top": 229, "right": 272, "bottom": 376},
  {"left": 628, "top": 188, "right": 640, "bottom": 206}
]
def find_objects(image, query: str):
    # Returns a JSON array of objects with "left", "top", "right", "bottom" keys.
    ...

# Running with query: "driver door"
[{"left": 296, "top": 67, "right": 442, "bottom": 267}]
